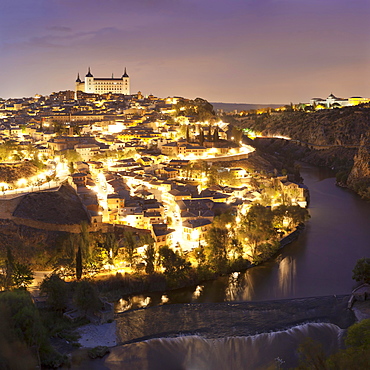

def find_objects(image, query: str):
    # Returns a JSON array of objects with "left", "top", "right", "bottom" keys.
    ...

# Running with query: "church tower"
[
  {"left": 122, "top": 67, "right": 130, "bottom": 95},
  {"left": 75, "top": 73, "right": 84, "bottom": 91},
  {"left": 85, "top": 67, "right": 95, "bottom": 93}
]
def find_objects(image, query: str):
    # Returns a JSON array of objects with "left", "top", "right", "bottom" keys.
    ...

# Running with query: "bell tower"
[
  {"left": 85, "top": 67, "right": 95, "bottom": 93},
  {"left": 122, "top": 67, "right": 130, "bottom": 95}
]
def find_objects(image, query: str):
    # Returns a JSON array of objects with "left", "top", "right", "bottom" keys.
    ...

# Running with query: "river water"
[
  {"left": 101, "top": 164, "right": 369, "bottom": 369},
  {"left": 116, "top": 163, "right": 370, "bottom": 311}
]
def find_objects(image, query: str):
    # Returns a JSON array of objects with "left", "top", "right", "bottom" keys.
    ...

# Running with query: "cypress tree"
[
  {"left": 76, "top": 246, "right": 82, "bottom": 280},
  {"left": 199, "top": 128, "right": 204, "bottom": 146},
  {"left": 186, "top": 125, "right": 191, "bottom": 142}
]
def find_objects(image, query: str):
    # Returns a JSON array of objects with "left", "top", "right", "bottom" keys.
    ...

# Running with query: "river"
[
  {"left": 97, "top": 164, "right": 369, "bottom": 369},
  {"left": 116, "top": 163, "right": 370, "bottom": 311}
]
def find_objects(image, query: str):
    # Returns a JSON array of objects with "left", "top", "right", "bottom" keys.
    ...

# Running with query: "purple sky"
[{"left": 1, "top": 0, "right": 370, "bottom": 104}]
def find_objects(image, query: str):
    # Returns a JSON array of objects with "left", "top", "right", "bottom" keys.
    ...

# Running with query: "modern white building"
[{"left": 75, "top": 67, "right": 130, "bottom": 95}]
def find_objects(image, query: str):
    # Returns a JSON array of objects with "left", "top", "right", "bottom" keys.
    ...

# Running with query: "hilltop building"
[
  {"left": 75, "top": 67, "right": 130, "bottom": 95},
  {"left": 310, "top": 93, "right": 370, "bottom": 108}
]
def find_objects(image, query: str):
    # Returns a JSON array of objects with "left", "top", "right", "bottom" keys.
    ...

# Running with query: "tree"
[
  {"left": 63, "top": 149, "right": 82, "bottom": 163},
  {"left": 158, "top": 246, "right": 190, "bottom": 276},
  {"left": 76, "top": 246, "right": 83, "bottom": 280},
  {"left": 325, "top": 319, "right": 370, "bottom": 369},
  {"left": 0, "top": 289, "right": 63, "bottom": 368},
  {"left": 199, "top": 128, "right": 205, "bottom": 146},
  {"left": 352, "top": 258, "right": 370, "bottom": 284},
  {"left": 3, "top": 248, "right": 33, "bottom": 290},
  {"left": 40, "top": 274, "right": 68, "bottom": 311},
  {"left": 213, "top": 126, "right": 219, "bottom": 142},
  {"left": 68, "top": 161, "right": 74, "bottom": 174},
  {"left": 73, "top": 280, "right": 102, "bottom": 315},
  {"left": 186, "top": 125, "right": 191, "bottom": 142},
  {"left": 144, "top": 244, "right": 156, "bottom": 274},
  {"left": 238, "top": 204, "right": 277, "bottom": 262},
  {"left": 205, "top": 227, "right": 229, "bottom": 272},
  {"left": 138, "top": 233, "right": 156, "bottom": 274},
  {"left": 80, "top": 222, "right": 92, "bottom": 263},
  {"left": 121, "top": 231, "right": 138, "bottom": 266},
  {"left": 102, "top": 232, "right": 119, "bottom": 264},
  {"left": 12, "top": 262, "right": 34, "bottom": 289}
]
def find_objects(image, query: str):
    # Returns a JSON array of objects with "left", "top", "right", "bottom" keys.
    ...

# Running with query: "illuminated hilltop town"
[{"left": 0, "top": 70, "right": 310, "bottom": 269}]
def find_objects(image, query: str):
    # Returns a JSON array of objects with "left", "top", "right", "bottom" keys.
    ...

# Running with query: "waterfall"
[{"left": 104, "top": 322, "right": 344, "bottom": 370}]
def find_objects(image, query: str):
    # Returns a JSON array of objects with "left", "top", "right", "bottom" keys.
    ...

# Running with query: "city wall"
[{"left": 205, "top": 153, "right": 251, "bottom": 163}]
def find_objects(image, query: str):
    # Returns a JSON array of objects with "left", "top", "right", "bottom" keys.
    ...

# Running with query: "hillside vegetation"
[
  {"left": 239, "top": 105, "right": 370, "bottom": 146},
  {"left": 236, "top": 105, "right": 370, "bottom": 199}
]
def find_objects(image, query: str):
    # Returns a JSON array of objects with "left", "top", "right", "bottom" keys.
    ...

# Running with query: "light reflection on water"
[
  {"left": 192, "top": 285, "right": 203, "bottom": 300},
  {"left": 278, "top": 256, "right": 296, "bottom": 296},
  {"left": 115, "top": 294, "right": 171, "bottom": 313}
]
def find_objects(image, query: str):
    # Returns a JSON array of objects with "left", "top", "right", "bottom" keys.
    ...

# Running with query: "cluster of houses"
[{"left": 0, "top": 89, "right": 306, "bottom": 253}]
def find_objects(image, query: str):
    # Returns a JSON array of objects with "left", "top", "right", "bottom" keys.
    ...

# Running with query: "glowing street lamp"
[{"left": 17, "top": 178, "right": 27, "bottom": 188}]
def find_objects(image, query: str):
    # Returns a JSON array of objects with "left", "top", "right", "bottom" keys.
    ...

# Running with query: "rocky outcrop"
[
  {"left": 13, "top": 184, "right": 90, "bottom": 225},
  {"left": 0, "top": 161, "right": 39, "bottom": 183},
  {"left": 241, "top": 105, "right": 370, "bottom": 147},
  {"left": 347, "top": 134, "right": 370, "bottom": 199}
]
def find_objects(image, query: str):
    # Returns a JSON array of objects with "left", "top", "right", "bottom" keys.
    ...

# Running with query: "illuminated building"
[
  {"left": 75, "top": 67, "right": 130, "bottom": 95},
  {"left": 310, "top": 94, "right": 370, "bottom": 108}
]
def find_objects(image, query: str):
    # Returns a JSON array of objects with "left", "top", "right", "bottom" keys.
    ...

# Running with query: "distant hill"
[{"left": 211, "top": 102, "right": 283, "bottom": 112}]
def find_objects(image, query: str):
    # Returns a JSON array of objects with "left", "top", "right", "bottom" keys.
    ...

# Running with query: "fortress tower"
[{"left": 75, "top": 67, "right": 130, "bottom": 95}]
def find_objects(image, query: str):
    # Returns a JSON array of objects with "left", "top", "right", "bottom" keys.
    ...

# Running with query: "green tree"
[
  {"left": 158, "top": 246, "right": 190, "bottom": 276},
  {"left": 213, "top": 126, "right": 219, "bottom": 142},
  {"left": 238, "top": 204, "right": 276, "bottom": 263},
  {"left": 345, "top": 318, "right": 370, "bottom": 348},
  {"left": 40, "top": 274, "right": 68, "bottom": 311},
  {"left": 285, "top": 205, "right": 310, "bottom": 229},
  {"left": 12, "top": 262, "right": 34, "bottom": 289},
  {"left": 199, "top": 128, "right": 205, "bottom": 146},
  {"left": 76, "top": 246, "right": 82, "bottom": 280},
  {"left": 0, "top": 290, "right": 52, "bottom": 368},
  {"left": 297, "top": 320, "right": 370, "bottom": 369},
  {"left": 102, "top": 232, "right": 119, "bottom": 263},
  {"left": 186, "top": 125, "right": 191, "bottom": 142},
  {"left": 3, "top": 248, "right": 33, "bottom": 290},
  {"left": 121, "top": 231, "right": 138, "bottom": 266},
  {"left": 73, "top": 280, "right": 102, "bottom": 315},
  {"left": 296, "top": 337, "right": 327, "bottom": 370},
  {"left": 144, "top": 243, "right": 156, "bottom": 274},
  {"left": 68, "top": 161, "right": 74, "bottom": 174},
  {"left": 63, "top": 149, "right": 82, "bottom": 163},
  {"left": 80, "top": 222, "right": 92, "bottom": 263},
  {"left": 352, "top": 258, "right": 370, "bottom": 284},
  {"left": 205, "top": 227, "right": 229, "bottom": 272}
]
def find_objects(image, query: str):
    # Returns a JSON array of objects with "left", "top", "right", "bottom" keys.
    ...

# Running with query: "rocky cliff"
[
  {"left": 13, "top": 184, "right": 90, "bottom": 225},
  {"left": 241, "top": 105, "right": 370, "bottom": 146},
  {"left": 347, "top": 134, "right": 370, "bottom": 199},
  {"left": 238, "top": 105, "right": 370, "bottom": 198}
]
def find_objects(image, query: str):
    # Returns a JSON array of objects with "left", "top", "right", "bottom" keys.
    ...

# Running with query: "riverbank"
[{"left": 93, "top": 224, "right": 305, "bottom": 306}]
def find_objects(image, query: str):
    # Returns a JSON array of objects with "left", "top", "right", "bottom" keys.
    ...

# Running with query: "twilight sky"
[{"left": 1, "top": 0, "right": 369, "bottom": 104}]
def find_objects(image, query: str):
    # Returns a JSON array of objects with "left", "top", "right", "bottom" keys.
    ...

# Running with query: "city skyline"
[{"left": 1, "top": 0, "right": 370, "bottom": 103}]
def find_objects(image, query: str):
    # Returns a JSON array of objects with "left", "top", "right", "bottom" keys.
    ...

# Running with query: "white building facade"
[{"left": 76, "top": 67, "right": 130, "bottom": 95}]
